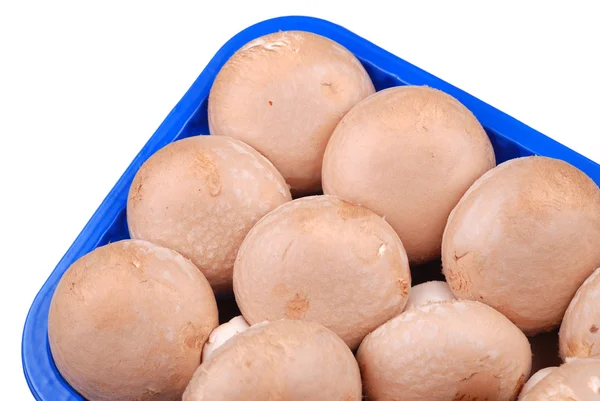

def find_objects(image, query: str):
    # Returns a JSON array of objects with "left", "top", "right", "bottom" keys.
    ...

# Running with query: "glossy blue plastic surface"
[{"left": 22, "top": 15, "right": 600, "bottom": 401}]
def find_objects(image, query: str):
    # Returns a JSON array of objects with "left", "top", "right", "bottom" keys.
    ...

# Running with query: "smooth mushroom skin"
[
  {"left": 519, "top": 358, "right": 600, "bottom": 400},
  {"left": 201, "top": 316, "right": 250, "bottom": 363},
  {"left": 322, "top": 85, "right": 496, "bottom": 263},
  {"left": 208, "top": 30, "right": 375, "bottom": 196},
  {"left": 356, "top": 300, "right": 532, "bottom": 401},
  {"left": 127, "top": 135, "right": 292, "bottom": 296},
  {"left": 233, "top": 195, "right": 411, "bottom": 349},
  {"left": 405, "top": 280, "right": 455, "bottom": 310},
  {"left": 559, "top": 267, "right": 600, "bottom": 360},
  {"left": 442, "top": 156, "right": 600, "bottom": 335},
  {"left": 519, "top": 367, "right": 557, "bottom": 399},
  {"left": 183, "top": 319, "right": 362, "bottom": 401},
  {"left": 48, "top": 240, "right": 219, "bottom": 401}
]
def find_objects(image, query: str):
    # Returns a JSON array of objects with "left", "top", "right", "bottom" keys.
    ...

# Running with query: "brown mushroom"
[
  {"left": 183, "top": 319, "right": 362, "bottom": 401},
  {"left": 48, "top": 239, "right": 219, "bottom": 401},
  {"left": 233, "top": 194, "right": 411, "bottom": 349},
  {"left": 442, "top": 156, "right": 600, "bottom": 335},
  {"left": 208, "top": 30, "right": 375, "bottom": 195},
  {"left": 356, "top": 299, "right": 532, "bottom": 401},
  {"left": 322, "top": 85, "right": 495, "bottom": 263},
  {"left": 126, "top": 135, "right": 291, "bottom": 296}
]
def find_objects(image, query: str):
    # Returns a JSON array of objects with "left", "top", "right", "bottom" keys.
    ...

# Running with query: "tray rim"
[{"left": 21, "top": 14, "right": 600, "bottom": 400}]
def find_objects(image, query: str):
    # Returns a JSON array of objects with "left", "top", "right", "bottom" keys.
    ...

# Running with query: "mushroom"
[
  {"left": 405, "top": 280, "right": 455, "bottom": 310},
  {"left": 356, "top": 299, "right": 532, "bottom": 401},
  {"left": 559, "top": 267, "right": 600, "bottom": 360},
  {"left": 442, "top": 156, "right": 600, "bottom": 335},
  {"left": 519, "top": 358, "right": 600, "bottom": 400},
  {"left": 322, "top": 85, "right": 496, "bottom": 263},
  {"left": 208, "top": 30, "right": 375, "bottom": 196},
  {"left": 201, "top": 316, "right": 250, "bottom": 363},
  {"left": 233, "top": 194, "right": 411, "bottom": 349},
  {"left": 48, "top": 240, "right": 219, "bottom": 401},
  {"left": 126, "top": 135, "right": 292, "bottom": 296},
  {"left": 183, "top": 319, "right": 362, "bottom": 401}
]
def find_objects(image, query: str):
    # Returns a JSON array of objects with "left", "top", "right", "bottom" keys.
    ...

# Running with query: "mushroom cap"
[
  {"left": 559, "top": 267, "right": 600, "bottom": 360},
  {"left": 182, "top": 319, "right": 362, "bottom": 401},
  {"left": 356, "top": 299, "right": 532, "bottom": 401},
  {"left": 233, "top": 194, "right": 411, "bottom": 349},
  {"left": 519, "top": 358, "right": 600, "bottom": 401},
  {"left": 48, "top": 240, "right": 219, "bottom": 401},
  {"left": 442, "top": 156, "right": 600, "bottom": 335},
  {"left": 208, "top": 30, "right": 375, "bottom": 195},
  {"left": 201, "top": 316, "right": 250, "bottom": 363},
  {"left": 127, "top": 135, "right": 291, "bottom": 295},
  {"left": 322, "top": 85, "right": 495, "bottom": 263},
  {"left": 405, "top": 280, "right": 455, "bottom": 310}
]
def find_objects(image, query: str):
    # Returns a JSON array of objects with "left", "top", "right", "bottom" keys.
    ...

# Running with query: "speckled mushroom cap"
[
  {"left": 48, "top": 239, "right": 219, "bottom": 401},
  {"left": 519, "top": 358, "right": 600, "bottom": 401},
  {"left": 322, "top": 85, "right": 496, "bottom": 263},
  {"left": 559, "top": 267, "right": 600, "bottom": 360},
  {"left": 442, "top": 156, "right": 600, "bottom": 335},
  {"left": 182, "top": 319, "right": 362, "bottom": 401},
  {"left": 208, "top": 30, "right": 375, "bottom": 196},
  {"left": 126, "top": 135, "right": 291, "bottom": 296},
  {"left": 356, "top": 299, "right": 532, "bottom": 401},
  {"left": 233, "top": 195, "right": 411, "bottom": 349}
]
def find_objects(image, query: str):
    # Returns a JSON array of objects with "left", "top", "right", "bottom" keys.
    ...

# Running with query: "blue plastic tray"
[{"left": 22, "top": 15, "right": 600, "bottom": 400}]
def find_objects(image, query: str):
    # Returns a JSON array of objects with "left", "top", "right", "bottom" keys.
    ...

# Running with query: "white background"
[{"left": 1, "top": 1, "right": 599, "bottom": 399}]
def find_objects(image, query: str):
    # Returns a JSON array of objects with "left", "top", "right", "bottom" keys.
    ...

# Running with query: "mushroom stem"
[
  {"left": 405, "top": 281, "right": 455, "bottom": 310},
  {"left": 201, "top": 316, "right": 250, "bottom": 363},
  {"left": 519, "top": 367, "right": 557, "bottom": 398}
]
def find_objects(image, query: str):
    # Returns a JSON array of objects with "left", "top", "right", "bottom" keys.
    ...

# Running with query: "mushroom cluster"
[{"left": 48, "top": 30, "right": 600, "bottom": 401}]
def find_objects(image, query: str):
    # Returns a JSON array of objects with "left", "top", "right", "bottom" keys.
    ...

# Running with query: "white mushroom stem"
[
  {"left": 519, "top": 367, "right": 557, "bottom": 398},
  {"left": 405, "top": 281, "right": 455, "bottom": 310},
  {"left": 590, "top": 376, "right": 600, "bottom": 394},
  {"left": 201, "top": 316, "right": 250, "bottom": 363}
]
